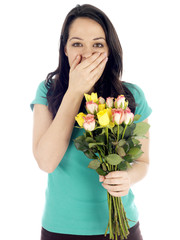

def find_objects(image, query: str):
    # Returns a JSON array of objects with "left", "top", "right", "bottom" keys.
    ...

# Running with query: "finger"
[
  {"left": 89, "top": 57, "right": 108, "bottom": 84},
  {"left": 70, "top": 55, "right": 81, "bottom": 71},
  {"left": 79, "top": 52, "right": 101, "bottom": 69},
  {"left": 103, "top": 178, "right": 123, "bottom": 185},
  {"left": 105, "top": 171, "right": 125, "bottom": 179},
  {"left": 85, "top": 53, "right": 107, "bottom": 72},
  {"left": 99, "top": 175, "right": 105, "bottom": 182},
  {"left": 102, "top": 183, "right": 125, "bottom": 192}
]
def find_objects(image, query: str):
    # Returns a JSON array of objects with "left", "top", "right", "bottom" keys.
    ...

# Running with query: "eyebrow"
[{"left": 69, "top": 37, "right": 106, "bottom": 41}]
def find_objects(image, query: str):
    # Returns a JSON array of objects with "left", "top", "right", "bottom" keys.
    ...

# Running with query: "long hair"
[{"left": 45, "top": 4, "right": 136, "bottom": 119}]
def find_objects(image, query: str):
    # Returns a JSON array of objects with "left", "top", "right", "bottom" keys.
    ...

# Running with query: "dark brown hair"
[{"left": 45, "top": 4, "right": 136, "bottom": 119}]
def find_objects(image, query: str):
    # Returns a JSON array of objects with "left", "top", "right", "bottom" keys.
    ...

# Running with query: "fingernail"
[{"left": 104, "top": 52, "right": 107, "bottom": 57}]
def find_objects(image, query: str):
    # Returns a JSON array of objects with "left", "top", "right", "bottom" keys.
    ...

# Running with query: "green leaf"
[
  {"left": 113, "top": 125, "right": 123, "bottom": 135},
  {"left": 74, "top": 135, "right": 86, "bottom": 141},
  {"left": 84, "top": 150, "right": 97, "bottom": 159},
  {"left": 124, "top": 123, "right": 136, "bottom": 138},
  {"left": 133, "top": 114, "right": 141, "bottom": 122},
  {"left": 96, "top": 167, "right": 107, "bottom": 176},
  {"left": 95, "top": 134, "right": 105, "bottom": 143},
  {"left": 89, "top": 142, "right": 105, "bottom": 148},
  {"left": 102, "top": 163, "right": 107, "bottom": 171},
  {"left": 133, "top": 122, "right": 150, "bottom": 136},
  {"left": 123, "top": 155, "right": 134, "bottom": 163},
  {"left": 118, "top": 161, "right": 127, "bottom": 171},
  {"left": 105, "top": 154, "right": 123, "bottom": 165},
  {"left": 118, "top": 126, "right": 124, "bottom": 134},
  {"left": 85, "top": 137, "right": 96, "bottom": 143},
  {"left": 88, "top": 160, "right": 101, "bottom": 170},
  {"left": 127, "top": 147, "right": 141, "bottom": 156},
  {"left": 116, "top": 146, "right": 126, "bottom": 157},
  {"left": 127, "top": 147, "right": 144, "bottom": 159},
  {"left": 132, "top": 138, "right": 140, "bottom": 145},
  {"left": 118, "top": 139, "right": 126, "bottom": 147},
  {"left": 74, "top": 142, "right": 88, "bottom": 151},
  {"left": 118, "top": 161, "right": 132, "bottom": 171}
]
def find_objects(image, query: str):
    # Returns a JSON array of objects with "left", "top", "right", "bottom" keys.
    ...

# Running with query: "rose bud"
[
  {"left": 111, "top": 108, "right": 125, "bottom": 125},
  {"left": 84, "top": 92, "right": 98, "bottom": 103},
  {"left": 124, "top": 107, "right": 134, "bottom": 125},
  {"left": 98, "top": 96, "right": 105, "bottom": 104},
  {"left": 97, "top": 109, "right": 110, "bottom": 127},
  {"left": 114, "top": 95, "right": 128, "bottom": 109},
  {"left": 75, "top": 112, "right": 86, "bottom": 127},
  {"left": 83, "top": 114, "right": 96, "bottom": 131},
  {"left": 86, "top": 101, "right": 98, "bottom": 114},
  {"left": 106, "top": 97, "right": 114, "bottom": 108},
  {"left": 98, "top": 104, "right": 106, "bottom": 112}
]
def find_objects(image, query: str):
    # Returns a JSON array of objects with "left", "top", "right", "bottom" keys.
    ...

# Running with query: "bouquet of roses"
[{"left": 74, "top": 92, "right": 150, "bottom": 240}]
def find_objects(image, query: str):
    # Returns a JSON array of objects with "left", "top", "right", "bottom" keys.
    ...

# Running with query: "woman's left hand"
[{"left": 99, "top": 171, "right": 131, "bottom": 197}]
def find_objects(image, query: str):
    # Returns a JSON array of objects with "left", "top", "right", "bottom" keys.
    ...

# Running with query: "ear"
[{"left": 64, "top": 46, "right": 68, "bottom": 56}]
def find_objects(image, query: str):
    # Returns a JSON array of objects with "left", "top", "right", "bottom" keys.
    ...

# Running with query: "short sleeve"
[
  {"left": 124, "top": 82, "right": 152, "bottom": 122},
  {"left": 30, "top": 81, "right": 48, "bottom": 111}
]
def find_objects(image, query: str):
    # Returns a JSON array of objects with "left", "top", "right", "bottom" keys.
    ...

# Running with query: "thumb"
[
  {"left": 70, "top": 55, "right": 81, "bottom": 71},
  {"left": 99, "top": 175, "right": 105, "bottom": 182}
]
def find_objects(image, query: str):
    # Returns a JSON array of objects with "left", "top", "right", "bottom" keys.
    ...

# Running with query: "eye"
[
  {"left": 72, "top": 42, "right": 83, "bottom": 47},
  {"left": 93, "top": 43, "right": 104, "bottom": 48}
]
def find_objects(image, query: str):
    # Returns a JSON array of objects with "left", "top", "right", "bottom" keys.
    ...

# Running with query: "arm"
[
  {"left": 32, "top": 52, "right": 108, "bottom": 173},
  {"left": 100, "top": 118, "right": 150, "bottom": 197},
  {"left": 32, "top": 90, "right": 84, "bottom": 173}
]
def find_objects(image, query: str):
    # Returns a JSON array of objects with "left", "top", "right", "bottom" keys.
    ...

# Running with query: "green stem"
[
  {"left": 97, "top": 154, "right": 103, "bottom": 164},
  {"left": 88, "top": 131, "right": 93, "bottom": 138},
  {"left": 105, "top": 127, "right": 109, "bottom": 145},
  {"left": 117, "top": 124, "right": 120, "bottom": 141},
  {"left": 122, "top": 124, "right": 127, "bottom": 139},
  {"left": 116, "top": 197, "right": 125, "bottom": 238},
  {"left": 112, "top": 196, "right": 118, "bottom": 240},
  {"left": 109, "top": 194, "right": 114, "bottom": 239},
  {"left": 120, "top": 198, "right": 130, "bottom": 233},
  {"left": 119, "top": 197, "right": 129, "bottom": 237},
  {"left": 97, "top": 145, "right": 105, "bottom": 158}
]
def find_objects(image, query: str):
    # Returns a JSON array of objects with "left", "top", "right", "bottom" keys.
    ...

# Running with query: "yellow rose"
[
  {"left": 75, "top": 112, "right": 86, "bottom": 127},
  {"left": 106, "top": 108, "right": 112, "bottom": 119},
  {"left": 84, "top": 92, "right": 98, "bottom": 103},
  {"left": 98, "top": 104, "right": 106, "bottom": 111},
  {"left": 97, "top": 109, "right": 110, "bottom": 126},
  {"left": 109, "top": 121, "right": 115, "bottom": 128}
]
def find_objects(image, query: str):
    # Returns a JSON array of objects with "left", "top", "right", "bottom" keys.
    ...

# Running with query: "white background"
[{"left": 0, "top": 0, "right": 180, "bottom": 239}]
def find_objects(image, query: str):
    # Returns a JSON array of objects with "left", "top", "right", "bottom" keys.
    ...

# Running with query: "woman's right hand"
[{"left": 68, "top": 52, "right": 108, "bottom": 95}]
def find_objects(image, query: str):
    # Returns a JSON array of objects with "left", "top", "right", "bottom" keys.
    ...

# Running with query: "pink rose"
[
  {"left": 83, "top": 114, "right": 96, "bottom": 131},
  {"left": 98, "top": 96, "right": 105, "bottom": 104},
  {"left": 86, "top": 101, "right": 98, "bottom": 114},
  {"left": 111, "top": 108, "right": 124, "bottom": 125},
  {"left": 106, "top": 97, "right": 114, "bottom": 108},
  {"left": 114, "top": 95, "right": 126, "bottom": 109},
  {"left": 124, "top": 107, "right": 134, "bottom": 125}
]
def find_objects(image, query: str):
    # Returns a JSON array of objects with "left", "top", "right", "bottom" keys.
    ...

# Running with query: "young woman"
[{"left": 31, "top": 4, "right": 152, "bottom": 240}]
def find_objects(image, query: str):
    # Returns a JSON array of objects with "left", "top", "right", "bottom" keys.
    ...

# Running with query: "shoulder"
[
  {"left": 123, "top": 82, "right": 144, "bottom": 100},
  {"left": 30, "top": 80, "right": 48, "bottom": 111},
  {"left": 36, "top": 80, "right": 48, "bottom": 95},
  {"left": 123, "top": 82, "right": 152, "bottom": 122}
]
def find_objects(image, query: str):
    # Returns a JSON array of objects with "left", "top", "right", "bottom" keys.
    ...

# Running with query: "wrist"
[{"left": 66, "top": 87, "right": 84, "bottom": 99}]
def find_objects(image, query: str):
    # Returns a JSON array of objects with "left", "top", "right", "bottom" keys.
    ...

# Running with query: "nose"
[{"left": 81, "top": 46, "right": 94, "bottom": 60}]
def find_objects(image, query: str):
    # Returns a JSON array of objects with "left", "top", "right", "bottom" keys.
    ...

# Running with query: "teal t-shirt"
[{"left": 31, "top": 81, "right": 152, "bottom": 235}]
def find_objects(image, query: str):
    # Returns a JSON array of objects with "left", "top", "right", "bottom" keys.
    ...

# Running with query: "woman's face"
[{"left": 65, "top": 17, "right": 109, "bottom": 67}]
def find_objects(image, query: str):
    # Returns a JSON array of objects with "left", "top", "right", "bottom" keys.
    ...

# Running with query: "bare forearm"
[
  {"left": 36, "top": 89, "right": 84, "bottom": 172},
  {"left": 127, "top": 161, "right": 149, "bottom": 186}
]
